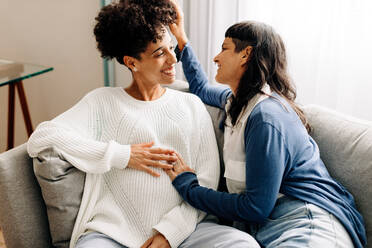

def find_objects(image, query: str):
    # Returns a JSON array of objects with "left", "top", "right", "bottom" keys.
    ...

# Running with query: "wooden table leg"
[
  {"left": 16, "top": 80, "right": 33, "bottom": 136},
  {"left": 7, "top": 83, "right": 15, "bottom": 150},
  {"left": 6, "top": 80, "right": 34, "bottom": 150}
]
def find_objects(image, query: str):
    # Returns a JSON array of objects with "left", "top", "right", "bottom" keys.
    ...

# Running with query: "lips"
[{"left": 161, "top": 65, "right": 176, "bottom": 76}]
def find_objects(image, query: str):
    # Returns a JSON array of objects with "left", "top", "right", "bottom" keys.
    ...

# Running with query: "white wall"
[
  {"left": 0, "top": 0, "right": 106, "bottom": 152},
  {"left": 114, "top": 61, "right": 132, "bottom": 88},
  {"left": 186, "top": 0, "right": 372, "bottom": 121}
]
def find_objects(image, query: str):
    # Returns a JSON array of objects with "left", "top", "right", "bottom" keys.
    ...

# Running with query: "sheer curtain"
[{"left": 183, "top": 0, "right": 372, "bottom": 120}]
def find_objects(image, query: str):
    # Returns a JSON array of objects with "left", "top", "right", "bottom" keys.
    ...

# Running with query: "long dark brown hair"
[{"left": 226, "top": 21, "right": 311, "bottom": 133}]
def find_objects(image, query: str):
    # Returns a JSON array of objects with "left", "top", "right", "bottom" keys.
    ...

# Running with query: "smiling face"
[
  {"left": 125, "top": 29, "right": 177, "bottom": 86},
  {"left": 213, "top": 37, "right": 251, "bottom": 93}
]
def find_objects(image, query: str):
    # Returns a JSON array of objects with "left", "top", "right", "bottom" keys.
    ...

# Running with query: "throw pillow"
[{"left": 33, "top": 147, "right": 85, "bottom": 248}]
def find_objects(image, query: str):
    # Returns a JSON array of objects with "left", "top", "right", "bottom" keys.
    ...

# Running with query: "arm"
[
  {"left": 27, "top": 94, "right": 130, "bottom": 174},
  {"left": 27, "top": 91, "right": 175, "bottom": 175},
  {"left": 176, "top": 44, "right": 231, "bottom": 109},
  {"left": 169, "top": 0, "right": 231, "bottom": 109},
  {"left": 153, "top": 108, "right": 220, "bottom": 247},
  {"left": 171, "top": 123, "right": 288, "bottom": 223}
]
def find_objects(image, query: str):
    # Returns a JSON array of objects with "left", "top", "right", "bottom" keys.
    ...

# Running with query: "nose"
[
  {"left": 167, "top": 50, "right": 177, "bottom": 64},
  {"left": 213, "top": 53, "right": 220, "bottom": 63}
]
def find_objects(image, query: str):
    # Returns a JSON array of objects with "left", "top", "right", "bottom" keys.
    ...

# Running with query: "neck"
[
  {"left": 125, "top": 79, "right": 165, "bottom": 101},
  {"left": 229, "top": 68, "right": 245, "bottom": 96},
  {"left": 229, "top": 80, "right": 240, "bottom": 96}
]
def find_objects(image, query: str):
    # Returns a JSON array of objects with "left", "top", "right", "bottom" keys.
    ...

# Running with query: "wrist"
[
  {"left": 176, "top": 34, "right": 188, "bottom": 51},
  {"left": 160, "top": 233, "right": 170, "bottom": 246}
]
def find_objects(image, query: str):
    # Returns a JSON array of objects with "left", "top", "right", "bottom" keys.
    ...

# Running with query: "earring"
[{"left": 133, "top": 67, "right": 137, "bottom": 72}]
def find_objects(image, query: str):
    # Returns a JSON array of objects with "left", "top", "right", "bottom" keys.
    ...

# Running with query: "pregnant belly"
[{"left": 103, "top": 167, "right": 182, "bottom": 225}]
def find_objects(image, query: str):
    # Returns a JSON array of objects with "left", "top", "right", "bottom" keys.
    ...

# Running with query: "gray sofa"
[{"left": 0, "top": 83, "right": 371, "bottom": 247}]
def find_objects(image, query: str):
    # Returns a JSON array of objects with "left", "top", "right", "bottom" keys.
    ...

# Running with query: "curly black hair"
[{"left": 94, "top": 0, "right": 176, "bottom": 65}]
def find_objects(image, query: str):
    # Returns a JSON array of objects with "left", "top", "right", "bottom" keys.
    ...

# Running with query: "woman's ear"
[
  {"left": 123, "top": 56, "right": 137, "bottom": 72},
  {"left": 241, "top": 46, "right": 253, "bottom": 65}
]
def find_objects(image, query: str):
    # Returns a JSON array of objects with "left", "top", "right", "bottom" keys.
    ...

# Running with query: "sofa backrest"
[{"left": 303, "top": 104, "right": 372, "bottom": 246}]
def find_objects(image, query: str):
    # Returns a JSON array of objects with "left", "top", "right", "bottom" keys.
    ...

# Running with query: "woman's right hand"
[
  {"left": 168, "top": 0, "right": 188, "bottom": 51},
  {"left": 163, "top": 151, "right": 195, "bottom": 181},
  {"left": 128, "top": 141, "right": 177, "bottom": 177}
]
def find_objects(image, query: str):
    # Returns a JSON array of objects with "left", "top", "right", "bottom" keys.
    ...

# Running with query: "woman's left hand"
[
  {"left": 168, "top": 0, "right": 188, "bottom": 50},
  {"left": 141, "top": 233, "right": 170, "bottom": 248},
  {"left": 164, "top": 152, "right": 195, "bottom": 181}
]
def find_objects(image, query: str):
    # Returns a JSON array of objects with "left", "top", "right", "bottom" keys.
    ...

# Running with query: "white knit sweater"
[{"left": 27, "top": 87, "right": 220, "bottom": 248}]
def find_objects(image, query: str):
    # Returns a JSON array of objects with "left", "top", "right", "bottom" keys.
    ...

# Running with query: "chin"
[
  {"left": 215, "top": 77, "right": 229, "bottom": 86},
  {"left": 215, "top": 75, "right": 224, "bottom": 84},
  {"left": 161, "top": 76, "right": 176, "bottom": 85}
]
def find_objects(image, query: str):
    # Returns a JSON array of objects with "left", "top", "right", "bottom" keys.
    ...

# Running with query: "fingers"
[
  {"left": 144, "top": 159, "right": 173, "bottom": 169},
  {"left": 172, "top": 160, "right": 184, "bottom": 174},
  {"left": 173, "top": 153, "right": 196, "bottom": 174},
  {"left": 129, "top": 142, "right": 185, "bottom": 177},
  {"left": 139, "top": 141, "right": 155, "bottom": 148},
  {"left": 148, "top": 153, "right": 177, "bottom": 162},
  {"left": 141, "top": 236, "right": 154, "bottom": 248},
  {"left": 169, "top": 0, "right": 183, "bottom": 17},
  {"left": 174, "top": 152, "right": 187, "bottom": 166},
  {"left": 139, "top": 165, "right": 161, "bottom": 177},
  {"left": 147, "top": 233, "right": 171, "bottom": 248},
  {"left": 164, "top": 168, "right": 177, "bottom": 181},
  {"left": 163, "top": 158, "right": 195, "bottom": 181},
  {"left": 134, "top": 142, "right": 176, "bottom": 155},
  {"left": 132, "top": 141, "right": 154, "bottom": 149},
  {"left": 149, "top": 147, "right": 175, "bottom": 155},
  {"left": 144, "top": 141, "right": 155, "bottom": 146}
]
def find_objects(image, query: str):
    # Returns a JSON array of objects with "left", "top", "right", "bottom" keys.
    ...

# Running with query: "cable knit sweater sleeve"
[
  {"left": 27, "top": 89, "right": 131, "bottom": 174},
  {"left": 153, "top": 103, "right": 220, "bottom": 247}
]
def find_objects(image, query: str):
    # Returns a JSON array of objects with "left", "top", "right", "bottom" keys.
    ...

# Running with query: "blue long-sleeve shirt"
[{"left": 174, "top": 43, "right": 366, "bottom": 248}]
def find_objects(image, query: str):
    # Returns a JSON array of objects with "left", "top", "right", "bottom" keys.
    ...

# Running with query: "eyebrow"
[{"left": 151, "top": 46, "right": 163, "bottom": 55}]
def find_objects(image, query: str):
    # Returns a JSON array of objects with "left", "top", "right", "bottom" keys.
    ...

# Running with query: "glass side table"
[{"left": 0, "top": 59, "right": 53, "bottom": 150}]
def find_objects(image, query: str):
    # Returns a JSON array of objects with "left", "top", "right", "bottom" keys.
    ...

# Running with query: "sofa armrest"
[{"left": 0, "top": 144, "right": 52, "bottom": 248}]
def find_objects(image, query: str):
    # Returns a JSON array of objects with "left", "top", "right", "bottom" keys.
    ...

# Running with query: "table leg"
[
  {"left": 16, "top": 80, "right": 33, "bottom": 136},
  {"left": 7, "top": 83, "right": 15, "bottom": 150}
]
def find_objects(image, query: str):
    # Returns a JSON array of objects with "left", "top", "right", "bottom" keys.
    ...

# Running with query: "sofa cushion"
[
  {"left": 33, "top": 147, "right": 85, "bottom": 248},
  {"left": 303, "top": 104, "right": 372, "bottom": 245},
  {"left": 0, "top": 144, "right": 52, "bottom": 248},
  {"left": 204, "top": 105, "right": 226, "bottom": 190}
]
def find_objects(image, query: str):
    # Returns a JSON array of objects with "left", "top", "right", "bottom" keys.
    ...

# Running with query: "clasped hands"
[{"left": 128, "top": 141, "right": 194, "bottom": 179}]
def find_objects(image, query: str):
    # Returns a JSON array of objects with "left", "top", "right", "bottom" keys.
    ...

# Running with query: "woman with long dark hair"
[{"left": 165, "top": 1, "right": 366, "bottom": 247}]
